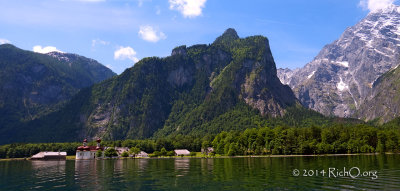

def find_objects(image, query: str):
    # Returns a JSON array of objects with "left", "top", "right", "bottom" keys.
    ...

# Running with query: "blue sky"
[{"left": 0, "top": 0, "right": 396, "bottom": 74}]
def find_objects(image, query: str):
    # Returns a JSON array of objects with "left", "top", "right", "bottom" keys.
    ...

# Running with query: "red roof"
[{"left": 76, "top": 146, "right": 103, "bottom": 151}]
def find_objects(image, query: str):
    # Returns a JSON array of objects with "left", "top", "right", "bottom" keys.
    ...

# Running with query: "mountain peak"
[
  {"left": 171, "top": 45, "right": 187, "bottom": 56},
  {"left": 221, "top": 28, "right": 239, "bottom": 39},
  {"left": 278, "top": 2, "right": 400, "bottom": 119},
  {"left": 213, "top": 28, "right": 239, "bottom": 45}
]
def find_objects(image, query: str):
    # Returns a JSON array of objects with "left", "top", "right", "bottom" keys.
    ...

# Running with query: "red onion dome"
[
  {"left": 83, "top": 139, "right": 88, "bottom": 143},
  {"left": 96, "top": 138, "right": 101, "bottom": 143}
]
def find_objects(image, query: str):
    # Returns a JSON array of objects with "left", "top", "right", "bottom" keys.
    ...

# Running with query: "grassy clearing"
[
  {"left": 66, "top": 155, "right": 75, "bottom": 160},
  {"left": 0, "top": 158, "right": 28, "bottom": 161}
]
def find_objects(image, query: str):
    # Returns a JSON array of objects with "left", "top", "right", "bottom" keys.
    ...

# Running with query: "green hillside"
[{"left": 0, "top": 44, "right": 115, "bottom": 143}]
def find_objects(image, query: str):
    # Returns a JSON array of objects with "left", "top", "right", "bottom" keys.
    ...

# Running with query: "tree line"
[
  {"left": 0, "top": 124, "right": 399, "bottom": 159},
  {"left": 0, "top": 135, "right": 208, "bottom": 159},
  {"left": 210, "top": 124, "right": 400, "bottom": 156}
]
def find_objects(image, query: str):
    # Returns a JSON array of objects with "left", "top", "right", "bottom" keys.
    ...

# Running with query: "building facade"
[
  {"left": 76, "top": 138, "right": 104, "bottom": 160},
  {"left": 174, "top": 149, "right": 190, "bottom": 156},
  {"left": 31, "top": 152, "right": 67, "bottom": 160}
]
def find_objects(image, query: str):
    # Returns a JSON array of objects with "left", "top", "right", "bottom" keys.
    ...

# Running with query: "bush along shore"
[{"left": 0, "top": 124, "right": 399, "bottom": 159}]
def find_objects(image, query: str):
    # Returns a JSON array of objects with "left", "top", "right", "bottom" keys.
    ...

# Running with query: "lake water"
[{"left": 1, "top": 154, "right": 400, "bottom": 190}]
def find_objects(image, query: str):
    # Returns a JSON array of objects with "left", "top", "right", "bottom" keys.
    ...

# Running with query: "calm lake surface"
[{"left": 1, "top": 154, "right": 400, "bottom": 190}]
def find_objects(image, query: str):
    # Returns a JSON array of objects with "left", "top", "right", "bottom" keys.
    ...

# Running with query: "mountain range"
[
  {"left": 278, "top": 4, "right": 400, "bottom": 123},
  {"left": 3, "top": 5, "right": 400, "bottom": 144},
  {"left": 5, "top": 29, "right": 309, "bottom": 143}
]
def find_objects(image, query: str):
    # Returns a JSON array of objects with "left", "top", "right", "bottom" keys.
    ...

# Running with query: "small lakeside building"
[
  {"left": 174, "top": 149, "right": 190, "bottom": 156},
  {"left": 76, "top": 138, "right": 104, "bottom": 160},
  {"left": 201, "top": 147, "right": 214, "bottom": 155},
  {"left": 136, "top": 151, "right": 148, "bottom": 158},
  {"left": 114, "top": 147, "right": 130, "bottom": 156},
  {"left": 31, "top": 152, "right": 67, "bottom": 160}
]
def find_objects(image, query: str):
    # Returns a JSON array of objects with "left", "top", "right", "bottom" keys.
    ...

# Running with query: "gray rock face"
[
  {"left": 277, "top": 68, "right": 296, "bottom": 85},
  {"left": 240, "top": 46, "right": 297, "bottom": 117},
  {"left": 167, "top": 66, "right": 192, "bottom": 87},
  {"left": 171, "top": 45, "right": 187, "bottom": 56},
  {"left": 278, "top": 5, "right": 400, "bottom": 117},
  {"left": 356, "top": 64, "right": 400, "bottom": 123}
]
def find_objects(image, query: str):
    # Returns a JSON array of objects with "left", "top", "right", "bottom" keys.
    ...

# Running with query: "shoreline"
[{"left": 1, "top": 152, "right": 398, "bottom": 161}]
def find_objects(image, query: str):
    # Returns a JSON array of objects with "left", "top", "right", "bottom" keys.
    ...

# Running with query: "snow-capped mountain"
[
  {"left": 277, "top": 68, "right": 296, "bottom": 85},
  {"left": 278, "top": 4, "right": 400, "bottom": 117}
]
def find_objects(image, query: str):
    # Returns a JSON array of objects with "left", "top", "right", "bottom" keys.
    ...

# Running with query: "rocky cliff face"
[
  {"left": 278, "top": 5, "right": 400, "bottom": 118},
  {"left": 356, "top": 63, "right": 400, "bottom": 123},
  {"left": 277, "top": 68, "right": 296, "bottom": 86},
  {"left": 239, "top": 47, "right": 296, "bottom": 117},
  {"left": 25, "top": 28, "right": 298, "bottom": 142}
]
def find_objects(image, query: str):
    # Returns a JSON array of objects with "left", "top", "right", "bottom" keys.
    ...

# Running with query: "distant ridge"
[{"left": 0, "top": 44, "right": 115, "bottom": 142}]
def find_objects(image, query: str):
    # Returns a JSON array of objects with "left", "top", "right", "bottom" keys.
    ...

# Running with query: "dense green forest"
[
  {"left": 1, "top": 122, "right": 399, "bottom": 159},
  {"left": 211, "top": 125, "right": 399, "bottom": 156}
]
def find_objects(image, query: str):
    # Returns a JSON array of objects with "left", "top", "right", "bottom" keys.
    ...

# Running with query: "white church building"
[{"left": 76, "top": 138, "right": 104, "bottom": 160}]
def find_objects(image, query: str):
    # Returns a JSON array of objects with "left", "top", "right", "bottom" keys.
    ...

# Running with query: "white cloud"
[
  {"left": 0, "top": 38, "right": 11, "bottom": 45},
  {"left": 92, "top": 39, "right": 110, "bottom": 47},
  {"left": 114, "top": 46, "right": 139, "bottom": 63},
  {"left": 169, "top": 0, "right": 206, "bottom": 18},
  {"left": 138, "top": 25, "right": 166, "bottom": 42},
  {"left": 359, "top": 0, "right": 394, "bottom": 12},
  {"left": 33, "top": 45, "right": 63, "bottom": 54}
]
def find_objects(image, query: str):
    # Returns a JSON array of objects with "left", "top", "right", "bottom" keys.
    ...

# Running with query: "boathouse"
[
  {"left": 174, "top": 149, "right": 190, "bottom": 156},
  {"left": 31, "top": 152, "right": 67, "bottom": 160}
]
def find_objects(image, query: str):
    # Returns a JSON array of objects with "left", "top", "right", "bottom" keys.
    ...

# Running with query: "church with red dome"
[{"left": 76, "top": 138, "right": 104, "bottom": 159}]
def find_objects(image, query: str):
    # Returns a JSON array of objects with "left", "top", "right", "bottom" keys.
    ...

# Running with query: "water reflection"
[
  {"left": 138, "top": 158, "right": 149, "bottom": 171},
  {"left": 175, "top": 158, "right": 190, "bottom": 173},
  {"left": 74, "top": 160, "right": 102, "bottom": 190},
  {"left": 0, "top": 155, "right": 400, "bottom": 190},
  {"left": 30, "top": 160, "right": 67, "bottom": 190},
  {"left": 201, "top": 158, "right": 214, "bottom": 173}
]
